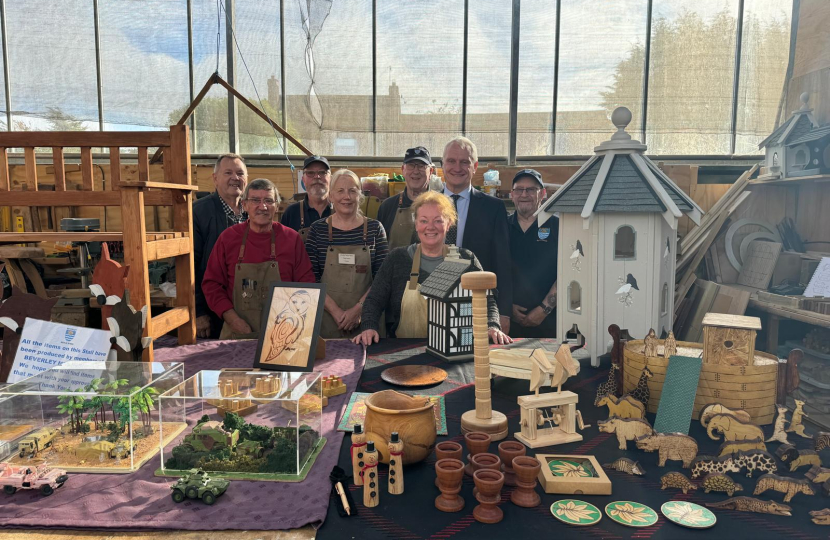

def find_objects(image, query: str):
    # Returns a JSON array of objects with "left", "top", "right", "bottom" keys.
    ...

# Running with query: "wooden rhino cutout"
[
  {"left": 0, "top": 286, "right": 58, "bottom": 382},
  {"left": 107, "top": 289, "right": 151, "bottom": 362},
  {"left": 89, "top": 242, "right": 129, "bottom": 331}
]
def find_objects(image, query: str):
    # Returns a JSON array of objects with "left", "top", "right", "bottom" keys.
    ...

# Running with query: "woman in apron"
[
  {"left": 352, "top": 191, "right": 512, "bottom": 346},
  {"left": 305, "top": 170, "right": 389, "bottom": 339}
]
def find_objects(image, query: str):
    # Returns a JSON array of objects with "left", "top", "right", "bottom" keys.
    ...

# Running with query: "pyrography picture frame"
[{"left": 253, "top": 282, "right": 326, "bottom": 372}]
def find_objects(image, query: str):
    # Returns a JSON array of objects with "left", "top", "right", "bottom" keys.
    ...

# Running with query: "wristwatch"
[{"left": 540, "top": 302, "right": 554, "bottom": 315}]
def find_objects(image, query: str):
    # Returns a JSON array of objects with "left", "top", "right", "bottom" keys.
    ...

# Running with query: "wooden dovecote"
[
  {"left": 702, "top": 313, "right": 762, "bottom": 367},
  {"left": 757, "top": 93, "right": 824, "bottom": 180}
]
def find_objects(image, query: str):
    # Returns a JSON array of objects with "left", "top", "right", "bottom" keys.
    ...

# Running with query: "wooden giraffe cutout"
[
  {"left": 624, "top": 364, "right": 653, "bottom": 409},
  {"left": 90, "top": 242, "right": 129, "bottom": 331},
  {"left": 0, "top": 286, "right": 58, "bottom": 382},
  {"left": 595, "top": 362, "right": 620, "bottom": 405}
]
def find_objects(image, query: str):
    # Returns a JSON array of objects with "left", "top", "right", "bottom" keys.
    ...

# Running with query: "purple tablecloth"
[{"left": 0, "top": 339, "right": 365, "bottom": 531}]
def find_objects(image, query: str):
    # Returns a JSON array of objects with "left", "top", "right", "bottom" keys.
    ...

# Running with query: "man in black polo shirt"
[
  {"left": 280, "top": 155, "right": 333, "bottom": 242},
  {"left": 508, "top": 169, "right": 559, "bottom": 338}
]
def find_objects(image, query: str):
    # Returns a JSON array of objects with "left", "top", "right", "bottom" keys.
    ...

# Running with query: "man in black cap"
[
  {"left": 376, "top": 146, "right": 434, "bottom": 249},
  {"left": 280, "top": 155, "right": 333, "bottom": 243},
  {"left": 508, "top": 169, "right": 559, "bottom": 338}
]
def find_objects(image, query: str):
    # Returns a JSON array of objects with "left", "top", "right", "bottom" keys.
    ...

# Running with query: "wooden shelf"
[
  {"left": 118, "top": 181, "right": 199, "bottom": 191},
  {"left": 0, "top": 232, "right": 188, "bottom": 245},
  {"left": 750, "top": 173, "right": 830, "bottom": 186},
  {"left": 748, "top": 299, "right": 830, "bottom": 328}
]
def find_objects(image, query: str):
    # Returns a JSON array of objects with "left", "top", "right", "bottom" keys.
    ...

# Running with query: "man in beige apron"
[
  {"left": 377, "top": 146, "right": 434, "bottom": 249},
  {"left": 320, "top": 217, "right": 374, "bottom": 338}
]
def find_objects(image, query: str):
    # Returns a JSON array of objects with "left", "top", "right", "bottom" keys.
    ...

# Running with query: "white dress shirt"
[{"left": 443, "top": 184, "right": 472, "bottom": 248}]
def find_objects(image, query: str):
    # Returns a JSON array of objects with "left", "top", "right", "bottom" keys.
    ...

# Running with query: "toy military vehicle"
[
  {"left": 0, "top": 463, "right": 68, "bottom": 496},
  {"left": 18, "top": 427, "right": 59, "bottom": 458},
  {"left": 181, "top": 421, "right": 238, "bottom": 452},
  {"left": 170, "top": 468, "right": 229, "bottom": 505}
]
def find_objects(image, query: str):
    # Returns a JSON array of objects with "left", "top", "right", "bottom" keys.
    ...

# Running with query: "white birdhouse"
[{"left": 536, "top": 107, "right": 703, "bottom": 366}]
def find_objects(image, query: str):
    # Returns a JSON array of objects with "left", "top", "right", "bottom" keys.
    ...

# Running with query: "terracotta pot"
[
  {"left": 435, "top": 441, "right": 464, "bottom": 487},
  {"left": 473, "top": 469, "right": 505, "bottom": 524},
  {"left": 464, "top": 431, "right": 491, "bottom": 476},
  {"left": 510, "top": 456, "right": 541, "bottom": 508},
  {"left": 435, "top": 458, "right": 465, "bottom": 513},
  {"left": 364, "top": 390, "right": 436, "bottom": 465},
  {"left": 497, "top": 440, "right": 526, "bottom": 487},
  {"left": 471, "top": 453, "right": 501, "bottom": 497}
]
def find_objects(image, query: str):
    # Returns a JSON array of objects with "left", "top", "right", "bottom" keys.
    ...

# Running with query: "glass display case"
[
  {"left": 157, "top": 370, "right": 324, "bottom": 480},
  {"left": 0, "top": 361, "right": 185, "bottom": 473}
]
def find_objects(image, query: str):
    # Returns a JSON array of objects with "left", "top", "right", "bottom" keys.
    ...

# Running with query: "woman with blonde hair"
[
  {"left": 353, "top": 191, "right": 511, "bottom": 346},
  {"left": 305, "top": 169, "right": 389, "bottom": 338}
]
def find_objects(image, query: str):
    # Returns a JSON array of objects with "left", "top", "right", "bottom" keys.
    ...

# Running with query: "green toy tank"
[
  {"left": 236, "top": 440, "right": 265, "bottom": 458},
  {"left": 170, "top": 468, "right": 229, "bottom": 505},
  {"left": 182, "top": 421, "right": 239, "bottom": 453}
]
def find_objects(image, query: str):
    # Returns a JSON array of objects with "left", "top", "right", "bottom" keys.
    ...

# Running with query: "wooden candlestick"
[
  {"left": 473, "top": 469, "right": 505, "bottom": 524},
  {"left": 388, "top": 432, "right": 404, "bottom": 495},
  {"left": 435, "top": 458, "right": 466, "bottom": 513},
  {"left": 435, "top": 441, "right": 463, "bottom": 487},
  {"left": 459, "top": 272, "right": 508, "bottom": 441},
  {"left": 351, "top": 424, "right": 367, "bottom": 486},
  {"left": 363, "top": 441, "right": 380, "bottom": 508}
]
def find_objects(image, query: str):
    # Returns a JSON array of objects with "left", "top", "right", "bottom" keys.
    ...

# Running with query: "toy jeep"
[
  {"left": 170, "top": 468, "right": 229, "bottom": 505},
  {"left": 0, "top": 462, "right": 69, "bottom": 496}
]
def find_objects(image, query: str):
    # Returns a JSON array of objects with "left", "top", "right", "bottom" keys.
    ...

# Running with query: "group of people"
[{"left": 193, "top": 136, "right": 560, "bottom": 346}]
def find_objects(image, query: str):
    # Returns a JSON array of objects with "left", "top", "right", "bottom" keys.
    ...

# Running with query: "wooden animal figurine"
[
  {"left": 594, "top": 362, "right": 620, "bottom": 404},
  {"left": 598, "top": 417, "right": 653, "bottom": 450},
  {"left": 596, "top": 394, "right": 646, "bottom": 420},
  {"left": 643, "top": 329, "right": 658, "bottom": 358},
  {"left": 663, "top": 331, "right": 677, "bottom": 358},
  {"left": 388, "top": 432, "right": 404, "bottom": 495},
  {"left": 700, "top": 403, "right": 752, "bottom": 428},
  {"left": 706, "top": 497, "right": 792, "bottom": 516},
  {"left": 702, "top": 472, "right": 744, "bottom": 496},
  {"left": 0, "top": 286, "right": 59, "bottom": 382},
  {"left": 351, "top": 424, "right": 367, "bottom": 486},
  {"left": 780, "top": 447, "right": 822, "bottom": 472},
  {"left": 108, "top": 290, "right": 152, "bottom": 362},
  {"left": 363, "top": 441, "right": 380, "bottom": 507},
  {"left": 753, "top": 473, "right": 815, "bottom": 503},
  {"left": 602, "top": 457, "right": 645, "bottom": 476},
  {"left": 765, "top": 406, "right": 790, "bottom": 444},
  {"left": 660, "top": 471, "right": 697, "bottom": 494},
  {"left": 825, "top": 479, "right": 830, "bottom": 497},
  {"left": 786, "top": 399, "right": 811, "bottom": 439},
  {"left": 707, "top": 414, "right": 765, "bottom": 442},
  {"left": 810, "top": 509, "right": 830, "bottom": 526},
  {"left": 733, "top": 450, "right": 777, "bottom": 478},
  {"left": 691, "top": 455, "right": 741, "bottom": 479},
  {"left": 815, "top": 432, "right": 830, "bottom": 452},
  {"left": 90, "top": 242, "right": 129, "bottom": 331},
  {"left": 609, "top": 324, "right": 624, "bottom": 391},
  {"left": 805, "top": 465, "right": 830, "bottom": 484},
  {"left": 718, "top": 438, "right": 767, "bottom": 457},
  {"left": 623, "top": 365, "right": 653, "bottom": 409},
  {"left": 635, "top": 433, "right": 698, "bottom": 467}
]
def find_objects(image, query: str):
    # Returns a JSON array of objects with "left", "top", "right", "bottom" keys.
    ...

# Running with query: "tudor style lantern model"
[
  {"left": 421, "top": 253, "right": 475, "bottom": 362},
  {"left": 536, "top": 107, "right": 703, "bottom": 366}
]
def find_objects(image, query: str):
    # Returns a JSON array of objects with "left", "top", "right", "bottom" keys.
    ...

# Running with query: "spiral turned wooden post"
[{"left": 460, "top": 271, "right": 508, "bottom": 441}]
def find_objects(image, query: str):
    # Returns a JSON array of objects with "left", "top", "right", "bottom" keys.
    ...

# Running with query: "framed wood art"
[
  {"left": 253, "top": 282, "right": 326, "bottom": 372},
  {"left": 536, "top": 454, "right": 612, "bottom": 495}
]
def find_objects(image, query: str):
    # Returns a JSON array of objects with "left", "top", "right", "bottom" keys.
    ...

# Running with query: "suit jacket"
[
  {"left": 193, "top": 192, "right": 236, "bottom": 337},
  {"left": 460, "top": 188, "right": 512, "bottom": 314}
]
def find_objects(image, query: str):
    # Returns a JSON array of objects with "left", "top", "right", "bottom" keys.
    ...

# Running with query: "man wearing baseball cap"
[
  {"left": 376, "top": 146, "right": 434, "bottom": 249},
  {"left": 508, "top": 169, "right": 559, "bottom": 338},
  {"left": 280, "top": 155, "right": 333, "bottom": 243}
]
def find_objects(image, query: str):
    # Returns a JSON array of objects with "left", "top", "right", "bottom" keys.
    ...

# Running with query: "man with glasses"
[
  {"left": 376, "top": 146, "right": 434, "bottom": 249},
  {"left": 280, "top": 155, "right": 333, "bottom": 243},
  {"left": 193, "top": 153, "right": 249, "bottom": 338},
  {"left": 508, "top": 169, "right": 559, "bottom": 338}
]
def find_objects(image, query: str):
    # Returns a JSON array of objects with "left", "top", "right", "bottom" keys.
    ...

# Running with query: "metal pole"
[
  {"left": 461, "top": 0, "right": 468, "bottom": 136},
  {"left": 730, "top": 0, "right": 746, "bottom": 155},
  {"left": 507, "top": 0, "right": 520, "bottom": 165},
  {"left": 372, "top": 0, "right": 377, "bottom": 156},
  {"left": 641, "top": 0, "right": 653, "bottom": 144},
  {"left": 0, "top": 0, "right": 11, "bottom": 131},
  {"left": 226, "top": 0, "right": 239, "bottom": 153},
  {"left": 93, "top": 0, "right": 104, "bottom": 131},
  {"left": 187, "top": 0, "right": 196, "bottom": 153},
  {"left": 551, "top": 0, "right": 561, "bottom": 154},
  {"left": 280, "top": 0, "right": 287, "bottom": 153}
]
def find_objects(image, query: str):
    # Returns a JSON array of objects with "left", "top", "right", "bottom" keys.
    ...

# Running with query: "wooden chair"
[{"left": 0, "top": 125, "right": 197, "bottom": 361}]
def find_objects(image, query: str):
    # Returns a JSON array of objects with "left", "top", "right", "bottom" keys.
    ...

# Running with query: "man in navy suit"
[{"left": 442, "top": 137, "right": 512, "bottom": 333}]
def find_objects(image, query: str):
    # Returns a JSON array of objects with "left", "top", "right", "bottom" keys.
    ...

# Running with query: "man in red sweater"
[{"left": 202, "top": 178, "right": 316, "bottom": 337}]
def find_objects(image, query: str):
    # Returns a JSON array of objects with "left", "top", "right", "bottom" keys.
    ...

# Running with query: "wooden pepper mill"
[
  {"left": 351, "top": 424, "right": 367, "bottom": 486},
  {"left": 460, "top": 272, "right": 508, "bottom": 440},
  {"left": 388, "top": 432, "right": 404, "bottom": 495},
  {"left": 363, "top": 441, "right": 380, "bottom": 508}
]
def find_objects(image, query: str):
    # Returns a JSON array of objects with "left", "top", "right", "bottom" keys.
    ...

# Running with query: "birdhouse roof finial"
[{"left": 610, "top": 107, "right": 633, "bottom": 142}]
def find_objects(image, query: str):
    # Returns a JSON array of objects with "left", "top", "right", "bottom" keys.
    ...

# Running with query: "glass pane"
[
  {"left": 465, "top": 0, "right": 512, "bottom": 157},
  {"left": 734, "top": 0, "right": 792, "bottom": 155},
  {"left": 7, "top": 1, "right": 98, "bottom": 131},
  {"left": 661, "top": 282, "right": 669, "bottom": 314},
  {"left": 614, "top": 225, "right": 636, "bottom": 260},
  {"left": 376, "top": 0, "right": 464, "bottom": 158},
  {"left": 100, "top": 0, "right": 190, "bottom": 132},
  {"left": 191, "top": 0, "right": 228, "bottom": 153},
  {"left": 646, "top": 1, "right": 739, "bottom": 154},
  {"left": 285, "top": 0, "right": 372, "bottom": 156},
  {"left": 556, "top": 0, "right": 648, "bottom": 155},
  {"left": 516, "top": 0, "right": 556, "bottom": 156}
]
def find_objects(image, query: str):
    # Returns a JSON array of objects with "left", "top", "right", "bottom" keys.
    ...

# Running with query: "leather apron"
[
  {"left": 387, "top": 192, "right": 416, "bottom": 250},
  {"left": 297, "top": 199, "right": 310, "bottom": 244},
  {"left": 396, "top": 245, "right": 448, "bottom": 338},
  {"left": 320, "top": 217, "right": 373, "bottom": 339},
  {"left": 219, "top": 224, "right": 282, "bottom": 340}
]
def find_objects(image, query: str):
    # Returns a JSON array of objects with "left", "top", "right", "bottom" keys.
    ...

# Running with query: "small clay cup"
[
  {"left": 435, "top": 458, "right": 465, "bottom": 513},
  {"left": 464, "top": 431, "right": 491, "bottom": 476},
  {"left": 473, "top": 469, "right": 505, "bottom": 524},
  {"left": 470, "top": 452, "right": 501, "bottom": 497},
  {"left": 510, "top": 455, "right": 541, "bottom": 508},
  {"left": 435, "top": 441, "right": 464, "bottom": 487},
  {"left": 497, "top": 440, "right": 526, "bottom": 487}
]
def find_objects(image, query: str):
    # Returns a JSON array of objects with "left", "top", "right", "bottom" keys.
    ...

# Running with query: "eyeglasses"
[
  {"left": 513, "top": 187, "right": 541, "bottom": 195},
  {"left": 304, "top": 170, "right": 329, "bottom": 178},
  {"left": 246, "top": 197, "right": 276, "bottom": 207},
  {"left": 404, "top": 162, "right": 430, "bottom": 170}
]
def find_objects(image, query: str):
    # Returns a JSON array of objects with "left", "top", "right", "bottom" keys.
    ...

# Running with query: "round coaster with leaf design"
[
  {"left": 661, "top": 501, "right": 716, "bottom": 529},
  {"left": 551, "top": 499, "right": 602, "bottom": 526},
  {"left": 605, "top": 501, "right": 658, "bottom": 528},
  {"left": 381, "top": 365, "right": 448, "bottom": 387},
  {"left": 548, "top": 459, "right": 594, "bottom": 478}
]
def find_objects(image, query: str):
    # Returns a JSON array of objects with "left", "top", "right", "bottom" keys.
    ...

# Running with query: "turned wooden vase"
[
  {"left": 464, "top": 431, "right": 491, "bottom": 476},
  {"left": 510, "top": 455, "right": 541, "bottom": 508},
  {"left": 497, "top": 440, "right": 526, "bottom": 487},
  {"left": 435, "top": 441, "right": 464, "bottom": 487},
  {"left": 473, "top": 469, "right": 505, "bottom": 524},
  {"left": 364, "top": 390, "right": 436, "bottom": 464},
  {"left": 435, "top": 458, "right": 466, "bottom": 513}
]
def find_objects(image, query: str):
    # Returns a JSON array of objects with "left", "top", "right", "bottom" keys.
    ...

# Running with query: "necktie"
[{"left": 446, "top": 194, "right": 460, "bottom": 245}]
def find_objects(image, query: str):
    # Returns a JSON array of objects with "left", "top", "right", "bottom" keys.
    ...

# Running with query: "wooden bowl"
[{"left": 364, "top": 390, "right": 436, "bottom": 465}]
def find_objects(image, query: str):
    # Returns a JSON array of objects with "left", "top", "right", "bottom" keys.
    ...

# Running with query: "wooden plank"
[
  {"left": 146, "top": 237, "right": 191, "bottom": 261},
  {"left": 169, "top": 124, "right": 196, "bottom": 347},
  {"left": 0, "top": 246, "right": 45, "bottom": 258},
  {"left": 138, "top": 147, "right": 149, "bottom": 183},
  {"left": 51, "top": 148, "right": 66, "bottom": 191},
  {"left": 0, "top": 131, "right": 171, "bottom": 147},
  {"left": 702, "top": 313, "right": 762, "bottom": 330},
  {"left": 80, "top": 147, "right": 94, "bottom": 191},
  {"left": 118, "top": 181, "right": 199, "bottom": 191},
  {"left": 149, "top": 306, "right": 190, "bottom": 339},
  {"left": 23, "top": 147, "right": 38, "bottom": 190},
  {"left": 0, "top": 232, "right": 187, "bottom": 243},
  {"left": 109, "top": 147, "right": 121, "bottom": 189},
  {"left": 749, "top": 299, "right": 830, "bottom": 328},
  {"left": 680, "top": 280, "right": 721, "bottom": 342},
  {"left": 0, "top": 147, "right": 8, "bottom": 190},
  {"left": 0, "top": 191, "right": 173, "bottom": 207},
  {"left": 120, "top": 188, "right": 152, "bottom": 361}
]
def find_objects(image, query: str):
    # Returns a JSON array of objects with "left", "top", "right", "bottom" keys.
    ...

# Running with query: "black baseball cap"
[
  {"left": 403, "top": 146, "right": 432, "bottom": 165},
  {"left": 512, "top": 169, "right": 543, "bottom": 187},
  {"left": 303, "top": 155, "right": 330, "bottom": 170}
]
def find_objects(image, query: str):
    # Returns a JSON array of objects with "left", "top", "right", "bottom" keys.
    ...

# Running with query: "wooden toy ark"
[
  {"left": 635, "top": 432, "right": 698, "bottom": 467},
  {"left": 753, "top": 473, "right": 815, "bottom": 502}
]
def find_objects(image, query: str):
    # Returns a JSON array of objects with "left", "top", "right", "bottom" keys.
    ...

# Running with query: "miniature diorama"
[
  {"left": 170, "top": 468, "right": 229, "bottom": 505},
  {"left": 536, "top": 454, "right": 612, "bottom": 496},
  {"left": 706, "top": 497, "right": 792, "bottom": 516},
  {"left": 421, "top": 249, "right": 475, "bottom": 362},
  {"left": 0, "top": 361, "right": 184, "bottom": 473},
  {"left": 536, "top": 107, "right": 703, "bottom": 367},
  {"left": 753, "top": 473, "right": 816, "bottom": 502},
  {"left": 661, "top": 471, "right": 697, "bottom": 494},
  {"left": 0, "top": 462, "right": 68, "bottom": 496},
  {"left": 603, "top": 457, "right": 645, "bottom": 476},
  {"left": 157, "top": 370, "right": 324, "bottom": 480}
]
